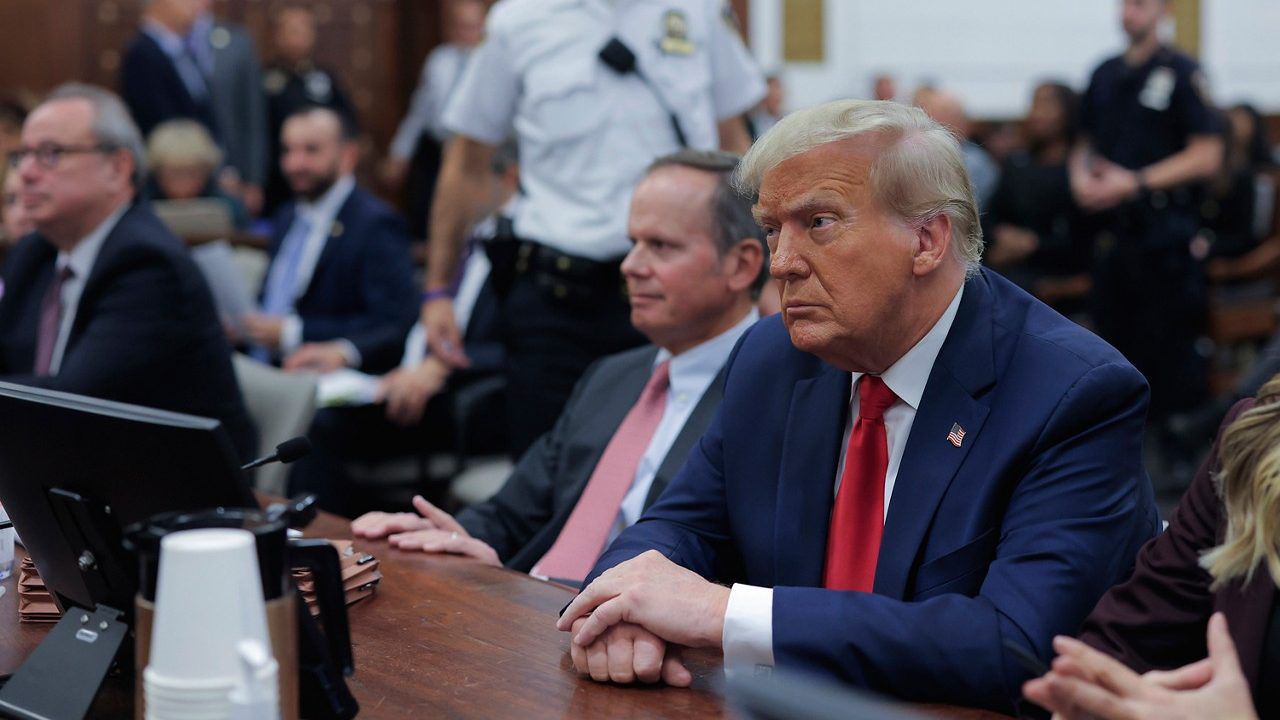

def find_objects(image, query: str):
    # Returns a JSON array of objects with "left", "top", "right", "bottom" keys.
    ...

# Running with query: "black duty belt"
[{"left": 513, "top": 241, "right": 627, "bottom": 303}]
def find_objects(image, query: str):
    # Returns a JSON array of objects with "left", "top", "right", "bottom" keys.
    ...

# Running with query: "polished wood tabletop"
[{"left": 0, "top": 510, "right": 1010, "bottom": 719}]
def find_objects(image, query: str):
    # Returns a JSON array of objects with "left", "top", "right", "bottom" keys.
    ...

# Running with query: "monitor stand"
[
  {"left": 0, "top": 488, "right": 136, "bottom": 720},
  {"left": 0, "top": 605, "right": 128, "bottom": 720}
]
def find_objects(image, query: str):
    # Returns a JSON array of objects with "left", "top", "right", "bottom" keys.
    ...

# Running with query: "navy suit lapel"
[
  {"left": 875, "top": 274, "right": 997, "bottom": 599},
  {"left": 303, "top": 191, "right": 357, "bottom": 302},
  {"left": 70, "top": 205, "right": 137, "bottom": 340},
  {"left": 775, "top": 364, "right": 850, "bottom": 587}
]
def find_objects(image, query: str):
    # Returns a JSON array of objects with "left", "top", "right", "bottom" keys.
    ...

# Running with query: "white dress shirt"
[
  {"left": 49, "top": 203, "right": 130, "bottom": 375},
  {"left": 272, "top": 175, "right": 356, "bottom": 358},
  {"left": 389, "top": 44, "right": 472, "bottom": 159},
  {"left": 441, "top": 0, "right": 765, "bottom": 261},
  {"left": 610, "top": 309, "right": 759, "bottom": 541},
  {"left": 722, "top": 287, "right": 965, "bottom": 675}
]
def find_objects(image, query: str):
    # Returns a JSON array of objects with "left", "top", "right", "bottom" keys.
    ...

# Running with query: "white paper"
[
  {"left": 316, "top": 369, "right": 382, "bottom": 408},
  {"left": 191, "top": 240, "right": 258, "bottom": 333}
]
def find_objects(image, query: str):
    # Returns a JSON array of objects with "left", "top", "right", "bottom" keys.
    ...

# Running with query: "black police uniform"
[
  {"left": 262, "top": 62, "right": 358, "bottom": 214},
  {"left": 1080, "top": 45, "right": 1222, "bottom": 418}
]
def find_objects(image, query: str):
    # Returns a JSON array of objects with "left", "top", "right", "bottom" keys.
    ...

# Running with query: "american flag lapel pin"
[{"left": 947, "top": 423, "right": 966, "bottom": 448}]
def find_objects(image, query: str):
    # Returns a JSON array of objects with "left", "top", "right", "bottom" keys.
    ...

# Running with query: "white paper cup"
[{"left": 146, "top": 528, "right": 272, "bottom": 695}]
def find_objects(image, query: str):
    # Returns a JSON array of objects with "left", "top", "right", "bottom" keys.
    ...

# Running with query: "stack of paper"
[
  {"left": 292, "top": 540, "right": 381, "bottom": 617},
  {"left": 17, "top": 556, "right": 60, "bottom": 623}
]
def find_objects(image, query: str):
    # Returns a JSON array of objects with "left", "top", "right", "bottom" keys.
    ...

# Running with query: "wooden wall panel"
[
  {"left": 0, "top": 0, "right": 441, "bottom": 156},
  {"left": 0, "top": 0, "right": 87, "bottom": 103}
]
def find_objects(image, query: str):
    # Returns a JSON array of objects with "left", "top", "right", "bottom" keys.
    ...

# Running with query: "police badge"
[{"left": 658, "top": 10, "right": 695, "bottom": 56}]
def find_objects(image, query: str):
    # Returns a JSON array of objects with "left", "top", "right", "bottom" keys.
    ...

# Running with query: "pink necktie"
[
  {"left": 533, "top": 360, "right": 671, "bottom": 583},
  {"left": 824, "top": 375, "right": 897, "bottom": 592},
  {"left": 33, "top": 266, "right": 74, "bottom": 377}
]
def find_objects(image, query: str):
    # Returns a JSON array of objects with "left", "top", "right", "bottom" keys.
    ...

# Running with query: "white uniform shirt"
[
  {"left": 389, "top": 43, "right": 472, "bottom": 159},
  {"left": 722, "top": 287, "right": 965, "bottom": 675},
  {"left": 441, "top": 0, "right": 765, "bottom": 261}
]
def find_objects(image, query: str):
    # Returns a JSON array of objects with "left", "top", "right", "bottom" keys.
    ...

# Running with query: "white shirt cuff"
[
  {"left": 723, "top": 583, "right": 774, "bottom": 677},
  {"left": 335, "top": 339, "right": 362, "bottom": 369},
  {"left": 280, "top": 314, "right": 303, "bottom": 354}
]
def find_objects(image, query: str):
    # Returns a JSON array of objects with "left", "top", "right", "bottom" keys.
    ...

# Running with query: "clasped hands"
[
  {"left": 555, "top": 550, "right": 731, "bottom": 688},
  {"left": 1024, "top": 612, "right": 1257, "bottom": 720},
  {"left": 1071, "top": 157, "right": 1141, "bottom": 213},
  {"left": 350, "top": 494, "right": 500, "bottom": 566}
]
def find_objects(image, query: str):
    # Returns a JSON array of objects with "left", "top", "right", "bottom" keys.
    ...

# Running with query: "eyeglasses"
[{"left": 6, "top": 143, "right": 117, "bottom": 170}]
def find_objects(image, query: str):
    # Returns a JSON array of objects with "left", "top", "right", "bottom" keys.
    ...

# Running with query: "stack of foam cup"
[{"left": 144, "top": 529, "right": 280, "bottom": 720}]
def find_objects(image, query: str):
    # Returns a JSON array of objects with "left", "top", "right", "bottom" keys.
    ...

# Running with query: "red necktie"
[
  {"left": 33, "top": 266, "right": 74, "bottom": 377},
  {"left": 532, "top": 360, "right": 671, "bottom": 583},
  {"left": 824, "top": 375, "right": 897, "bottom": 592}
]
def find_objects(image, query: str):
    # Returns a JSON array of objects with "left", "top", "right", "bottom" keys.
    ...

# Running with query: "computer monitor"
[{"left": 0, "top": 381, "right": 255, "bottom": 612}]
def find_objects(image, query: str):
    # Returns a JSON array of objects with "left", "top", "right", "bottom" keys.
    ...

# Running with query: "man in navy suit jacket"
[
  {"left": 120, "top": 0, "right": 218, "bottom": 140},
  {"left": 242, "top": 106, "right": 417, "bottom": 374},
  {"left": 0, "top": 84, "right": 255, "bottom": 461},
  {"left": 559, "top": 100, "right": 1158, "bottom": 713}
]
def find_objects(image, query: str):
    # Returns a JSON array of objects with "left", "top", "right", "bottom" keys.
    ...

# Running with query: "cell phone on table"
[{"left": 1003, "top": 638, "right": 1050, "bottom": 677}]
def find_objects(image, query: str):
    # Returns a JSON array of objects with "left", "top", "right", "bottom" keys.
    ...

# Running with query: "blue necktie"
[{"left": 252, "top": 215, "right": 311, "bottom": 362}]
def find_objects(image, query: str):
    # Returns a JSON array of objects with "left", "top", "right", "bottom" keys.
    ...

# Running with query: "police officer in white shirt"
[{"left": 421, "top": 0, "right": 766, "bottom": 457}]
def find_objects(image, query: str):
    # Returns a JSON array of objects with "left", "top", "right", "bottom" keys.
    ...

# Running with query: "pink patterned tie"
[
  {"left": 533, "top": 360, "right": 671, "bottom": 583},
  {"left": 33, "top": 266, "right": 73, "bottom": 377}
]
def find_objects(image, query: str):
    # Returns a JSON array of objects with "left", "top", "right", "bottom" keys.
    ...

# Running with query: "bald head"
[{"left": 916, "top": 90, "right": 971, "bottom": 140}]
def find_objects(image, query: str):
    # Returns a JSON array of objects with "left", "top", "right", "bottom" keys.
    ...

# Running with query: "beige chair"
[
  {"left": 232, "top": 353, "right": 318, "bottom": 495},
  {"left": 449, "top": 457, "right": 515, "bottom": 507}
]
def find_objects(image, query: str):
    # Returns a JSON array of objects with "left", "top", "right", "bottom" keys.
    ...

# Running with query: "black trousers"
[
  {"left": 1091, "top": 225, "right": 1207, "bottom": 420},
  {"left": 403, "top": 133, "right": 444, "bottom": 239},
  {"left": 287, "top": 401, "right": 454, "bottom": 518},
  {"left": 498, "top": 267, "right": 645, "bottom": 458}
]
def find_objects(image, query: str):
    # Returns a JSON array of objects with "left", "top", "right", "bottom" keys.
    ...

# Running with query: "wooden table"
[{"left": 0, "top": 512, "right": 1008, "bottom": 719}]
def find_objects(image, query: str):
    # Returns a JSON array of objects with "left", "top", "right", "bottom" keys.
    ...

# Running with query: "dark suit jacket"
[
  {"left": 120, "top": 31, "right": 218, "bottom": 139},
  {"left": 0, "top": 202, "right": 256, "bottom": 462},
  {"left": 586, "top": 270, "right": 1159, "bottom": 713},
  {"left": 206, "top": 21, "right": 268, "bottom": 186},
  {"left": 265, "top": 186, "right": 418, "bottom": 373},
  {"left": 1080, "top": 399, "right": 1274, "bottom": 708},
  {"left": 457, "top": 344, "right": 726, "bottom": 574}
]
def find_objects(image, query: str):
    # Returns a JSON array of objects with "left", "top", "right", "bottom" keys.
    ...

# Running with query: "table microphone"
[{"left": 240, "top": 436, "right": 312, "bottom": 471}]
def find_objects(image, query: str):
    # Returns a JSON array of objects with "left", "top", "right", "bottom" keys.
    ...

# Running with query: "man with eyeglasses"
[{"left": 0, "top": 83, "right": 257, "bottom": 462}]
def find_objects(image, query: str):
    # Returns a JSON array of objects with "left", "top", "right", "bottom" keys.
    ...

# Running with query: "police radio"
[{"left": 598, "top": 37, "right": 689, "bottom": 148}]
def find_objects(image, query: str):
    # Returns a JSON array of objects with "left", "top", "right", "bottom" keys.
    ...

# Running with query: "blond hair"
[
  {"left": 146, "top": 119, "right": 222, "bottom": 171},
  {"left": 1200, "top": 374, "right": 1280, "bottom": 589},
  {"left": 734, "top": 99, "right": 983, "bottom": 274}
]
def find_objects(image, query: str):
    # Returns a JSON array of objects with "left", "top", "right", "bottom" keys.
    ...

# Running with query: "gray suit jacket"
[
  {"left": 206, "top": 21, "right": 268, "bottom": 186},
  {"left": 457, "top": 344, "right": 726, "bottom": 574}
]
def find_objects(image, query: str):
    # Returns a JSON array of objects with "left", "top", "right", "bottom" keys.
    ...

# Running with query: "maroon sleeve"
[{"left": 1076, "top": 399, "right": 1253, "bottom": 671}]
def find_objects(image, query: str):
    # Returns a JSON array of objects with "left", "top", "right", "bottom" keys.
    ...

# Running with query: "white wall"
[
  {"left": 1202, "top": 0, "right": 1280, "bottom": 111},
  {"left": 749, "top": 0, "right": 1280, "bottom": 120}
]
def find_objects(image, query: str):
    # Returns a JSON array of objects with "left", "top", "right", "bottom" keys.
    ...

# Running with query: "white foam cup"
[{"left": 144, "top": 528, "right": 274, "bottom": 716}]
